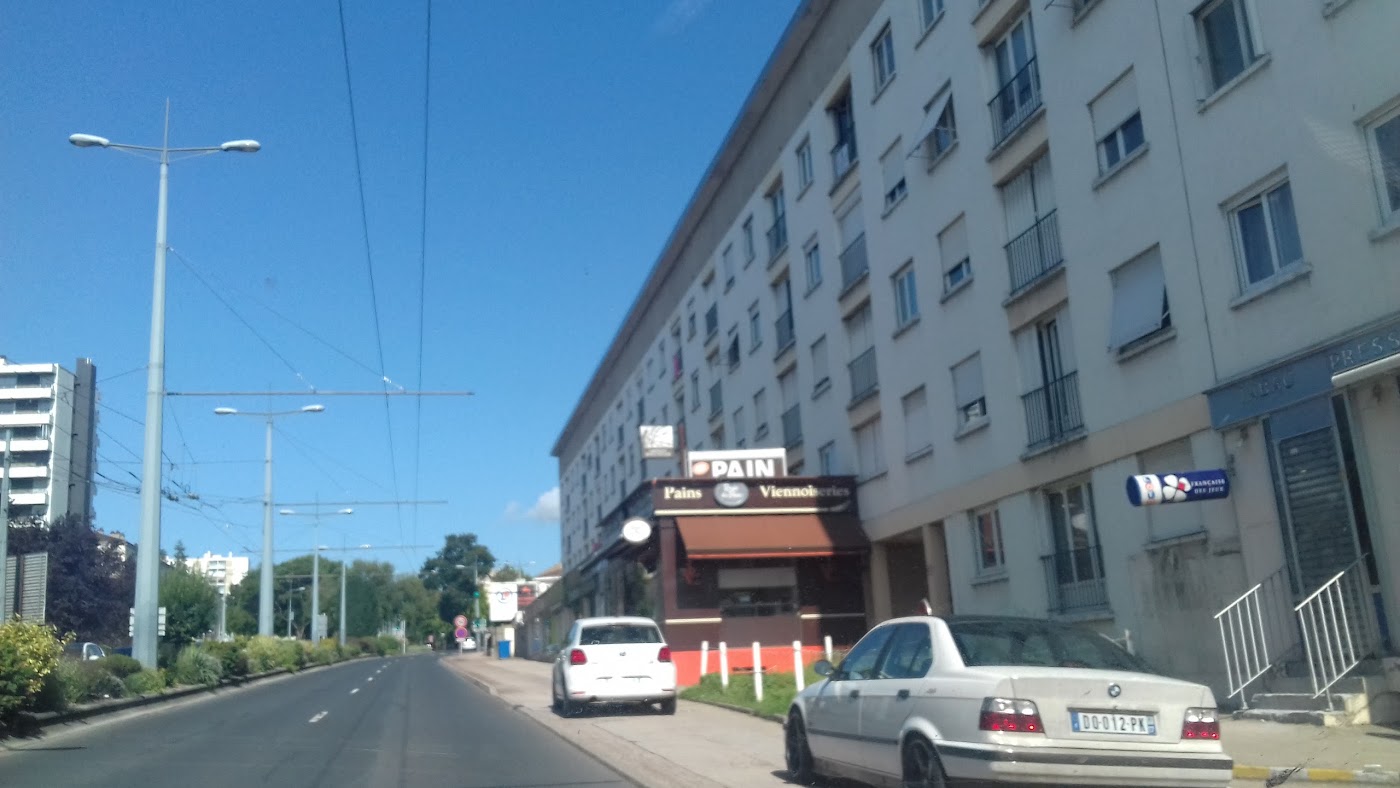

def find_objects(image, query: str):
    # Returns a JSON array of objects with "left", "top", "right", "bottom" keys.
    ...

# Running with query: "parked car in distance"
[
  {"left": 785, "top": 615, "right": 1232, "bottom": 787},
  {"left": 64, "top": 641, "right": 106, "bottom": 661},
  {"left": 551, "top": 616, "right": 677, "bottom": 716}
]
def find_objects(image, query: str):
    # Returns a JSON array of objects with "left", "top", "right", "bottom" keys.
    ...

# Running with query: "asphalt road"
[{"left": 0, "top": 654, "right": 631, "bottom": 788}]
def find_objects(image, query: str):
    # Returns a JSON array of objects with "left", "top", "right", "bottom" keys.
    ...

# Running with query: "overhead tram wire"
[{"left": 337, "top": 0, "right": 405, "bottom": 546}]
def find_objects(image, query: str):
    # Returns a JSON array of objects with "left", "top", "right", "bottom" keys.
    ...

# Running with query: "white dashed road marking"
[
  {"left": 350, "top": 688, "right": 359, "bottom": 695},
  {"left": 309, "top": 711, "right": 328, "bottom": 723}
]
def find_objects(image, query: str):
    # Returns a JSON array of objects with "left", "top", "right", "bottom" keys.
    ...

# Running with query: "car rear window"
[
  {"left": 580, "top": 624, "right": 662, "bottom": 645},
  {"left": 947, "top": 620, "right": 1154, "bottom": 673}
]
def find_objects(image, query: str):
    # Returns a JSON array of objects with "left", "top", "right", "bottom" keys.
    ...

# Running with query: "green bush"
[
  {"left": 124, "top": 669, "right": 166, "bottom": 696},
  {"left": 56, "top": 660, "right": 127, "bottom": 705},
  {"left": 95, "top": 654, "right": 143, "bottom": 679},
  {"left": 275, "top": 639, "right": 307, "bottom": 671},
  {"left": 32, "top": 668, "right": 68, "bottom": 713},
  {"left": 172, "top": 647, "right": 222, "bottom": 687},
  {"left": 202, "top": 640, "right": 249, "bottom": 678},
  {"left": 311, "top": 639, "right": 339, "bottom": 666},
  {"left": 0, "top": 620, "right": 68, "bottom": 716},
  {"left": 376, "top": 635, "right": 401, "bottom": 656},
  {"left": 242, "top": 636, "right": 283, "bottom": 673}
]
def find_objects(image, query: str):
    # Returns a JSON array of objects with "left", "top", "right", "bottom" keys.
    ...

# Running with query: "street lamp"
[
  {"left": 213, "top": 404, "right": 325, "bottom": 636},
  {"left": 72, "top": 104, "right": 260, "bottom": 670},
  {"left": 280, "top": 506, "right": 353, "bottom": 643}
]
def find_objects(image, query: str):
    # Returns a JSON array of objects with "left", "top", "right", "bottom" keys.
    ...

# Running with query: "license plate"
[{"left": 1070, "top": 711, "right": 1157, "bottom": 735}]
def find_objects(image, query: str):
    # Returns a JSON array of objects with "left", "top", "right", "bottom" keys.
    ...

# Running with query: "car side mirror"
[{"left": 813, "top": 659, "right": 833, "bottom": 677}]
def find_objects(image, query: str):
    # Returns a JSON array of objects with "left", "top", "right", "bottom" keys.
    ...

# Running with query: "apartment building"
[
  {"left": 0, "top": 356, "right": 98, "bottom": 526},
  {"left": 185, "top": 551, "right": 251, "bottom": 591},
  {"left": 552, "top": 0, "right": 1400, "bottom": 695}
]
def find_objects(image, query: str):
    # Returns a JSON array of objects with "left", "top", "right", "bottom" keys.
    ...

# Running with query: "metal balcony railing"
[
  {"left": 781, "top": 405, "right": 802, "bottom": 449},
  {"left": 767, "top": 221, "right": 788, "bottom": 263},
  {"left": 774, "top": 310, "right": 795, "bottom": 353},
  {"left": 988, "top": 57, "right": 1042, "bottom": 147},
  {"left": 831, "top": 139, "right": 857, "bottom": 183},
  {"left": 704, "top": 305, "right": 719, "bottom": 339},
  {"left": 1042, "top": 544, "right": 1108, "bottom": 614},
  {"left": 709, "top": 381, "right": 723, "bottom": 418},
  {"left": 1021, "top": 370, "right": 1083, "bottom": 451},
  {"left": 847, "top": 347, "right": 878, "bottom": 404},
  {"left": 839, "top": 233, "right": 868, "bottom": 290},
  {"left": 1005, "top": 210, "right": 1062, "bottom": 296}
]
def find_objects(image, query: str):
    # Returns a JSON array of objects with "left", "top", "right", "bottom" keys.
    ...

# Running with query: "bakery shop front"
[{"left": 648, "top": 473, "right": 870, "bottom": 685}]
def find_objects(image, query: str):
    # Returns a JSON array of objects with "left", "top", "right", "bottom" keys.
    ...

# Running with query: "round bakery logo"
[
  {"left": 714, "top": 481, "right": 750, "bottom": 508},
  {"left": 690, "top": 460, "right": 711, "bottom": 477}
]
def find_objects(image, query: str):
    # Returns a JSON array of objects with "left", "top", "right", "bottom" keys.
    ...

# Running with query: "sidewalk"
[{"left": 443, "top": 654, "right": 1400, "bottom": 787}]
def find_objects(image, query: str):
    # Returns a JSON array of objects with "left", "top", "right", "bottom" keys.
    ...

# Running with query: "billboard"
[{"left": 486, "top": 581, "right": 520, "bottom": 623}]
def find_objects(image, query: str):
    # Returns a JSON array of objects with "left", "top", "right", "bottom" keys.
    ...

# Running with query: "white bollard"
[
  {"left": 719, "top": 641, "right": 730, "bottom": 689},
  {"left": 793, "top": 640, "right": 805, "bottom": 692},
  {"left": 753, "top": 641, "right": 763, "bottom": 703},
  {"left": 824, "top": 635, "right": 833, "bottom": 663},
  {"left": 700, "top": 640, "right": 710, "bottom": 676}
]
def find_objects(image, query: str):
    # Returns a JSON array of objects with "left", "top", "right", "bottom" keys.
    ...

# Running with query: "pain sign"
[{"left": 1126, "top": 469, "right": 1230, "bottom": 507}]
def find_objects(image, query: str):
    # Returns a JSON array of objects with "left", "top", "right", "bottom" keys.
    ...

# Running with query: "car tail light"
[
  {"left": 658, "top": 646, "right": 672, "bottom": 663},
  {"left": 569, "top": 648, "right": 588, "bottom": 666},
  {"left": 979, "top": 697, "right": 1044, "bottom": 733},
  {"left": 1182, "top": 708, "right": 1220, "bottom": 740}
]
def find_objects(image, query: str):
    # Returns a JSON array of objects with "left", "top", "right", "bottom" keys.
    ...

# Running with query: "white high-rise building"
[
  {"left": 185, "top": 551, "right": 251, "bottom": 591},
  {"left": 0, "top": 356, "right": 98, "bottom": 526},
  {"left": 551, "top": 0, "right": 1400, "bottom": 699}
]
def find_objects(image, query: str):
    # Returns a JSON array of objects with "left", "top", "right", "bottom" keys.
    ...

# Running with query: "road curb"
[
  {"left": 1233, "top": 765, "right": 1400, "bottom": 783},
  {"left": 680, "top": 696, "right": 784, "bottom": 725}
]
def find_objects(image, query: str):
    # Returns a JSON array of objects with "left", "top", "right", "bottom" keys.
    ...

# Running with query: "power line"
[
  {"left": 412, "top": 0, "right": 434, "bottom": 564},
  {"left": 273, "top": 425, "right": 387, "bottom": 494},
  {"left": 335, "top": 0, "right": 404, "bottom": 548},
  {"left": 98, "top": 366, "right": 145, "bottom": 383}
]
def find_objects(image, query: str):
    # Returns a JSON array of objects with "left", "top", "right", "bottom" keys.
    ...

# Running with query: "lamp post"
[
  {"left": 213, "top": 404, "right": 324, "bottom": 636},
  {"left": 72, "top": 106, "right": 260, "bottom": 669},
  {"left": 279, "top": 506, "right": 353, "bottom": 642}
]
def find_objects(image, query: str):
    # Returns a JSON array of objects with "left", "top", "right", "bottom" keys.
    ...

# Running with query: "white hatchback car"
[
  {"left": 785, "top": 615, "right": 1233, "bottom": 787},
  {"left": 551, "top": 616, "right": 678, "bottom": 716}
]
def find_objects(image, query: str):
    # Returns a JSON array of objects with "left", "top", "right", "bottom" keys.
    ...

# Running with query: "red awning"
[{"left": 675, "top": 514, "right": 869, "bottom": 560}]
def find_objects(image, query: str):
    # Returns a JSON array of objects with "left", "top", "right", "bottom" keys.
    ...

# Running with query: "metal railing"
[
  {"left": 839, "top": 233, "right": 868, "bottom": 289},
  {"left": 1021, "top": 370, "right": 1082, "bottom": 450},
  {"left": 781, "top": 404, "right": 802, "bottom": 449},
  {"left": 988, "top": 57, "right": 1042, "bottom": 147},
  {"left": 708, "top": 382, "right": 723, "bottom": 418},
  {"left": 847, "top": 347, "right": 878, "bottom": 404},
  {"left": 1041, "top": 544, "right": 1108, "bottom": 614},
  {"left": 831, "top": 139, "right": 857, "bottom": 183},
  {"left": 672, "top": 352, "right": 683, "bottom": 382},
  {"left": 1005, "top": 210, "right": 1062, "bottom": 295},
  {"left": 1296, "top": 555, "right": 1374, "bottom": 701},
  {"left": 774, "top": 309, "right": 795, "bottom": 352},
  {"left": 1214, "top": 567, "right": 1296, "bottom": 706},
  {"left": 767, "top": 221, "right": 788, "bottom": 263},
  {"left": 704, "top": 305, "right": 719, "bottom": 339}
]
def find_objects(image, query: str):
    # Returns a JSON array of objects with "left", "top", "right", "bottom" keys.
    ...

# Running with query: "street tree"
[
  {"left": 159, "top": 563, "right": 218, "bottom": 646},
  {"left": 6, "top": 514, "right": 133, "bottom": 644},
  {"left": 420, "top": 533, "right": 494, "bottom": 622}
]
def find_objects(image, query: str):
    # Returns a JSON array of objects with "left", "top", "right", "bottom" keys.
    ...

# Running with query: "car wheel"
[
  {"left": 901, "top": 735, "right": 949, "bottom": 788},
  {"left": 785, "top": 711, "right": 815, "bottom": 785},
  {"left": 551, "top": 676, "right": 561, "bottom": 712},
  {"left": 658, "top": 697, "right": 677, "bottom": 715}
]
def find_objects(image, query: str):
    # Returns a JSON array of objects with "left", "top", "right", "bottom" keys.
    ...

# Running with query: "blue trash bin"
[{"left": 497, "top": 640, "right": 511, "bottom": 659}]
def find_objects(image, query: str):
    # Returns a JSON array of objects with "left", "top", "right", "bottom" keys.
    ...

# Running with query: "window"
[
  {"left": 920, "top": 0, "right": 944, "bottom": 31},
  {"left": 796, "top": 138, "right": 814, "bottom": 190},
  {"left": 892, "top": 263, "right": 919, "bottom": 328},
  {"left": 818, "top": 441, "right": 837, "bottom": 475},
  {"left": 689, "top": 371, "right": 700, "bottom": 409},
  {"left": 779, "top": 369, "right": 800, "bottom": 448},
  {"left": 687, "top": 310, "right": 696, "bottom": 339},
  {"left": 742, "top": 216, "right": 756, "bottom": 264},
  {"left": 1047, "top": 482, "right": 1104, "bottom": 590},
  {"left": 990, "top": 15, "right": 1040, "bottom": 145},
  {"left": 710, "top": 425, "right": 725, "bottom": 449},
  {"left": 951, "top": 353, "right": 986, "bottom": 428},
  {"left": 1231, "top": 178, "right": 1303, "bottom": 288},
  {"left": 881, "top": 139, "right": 907, "bottom": 211},
  {"left": 803, "top": 238, "right": 822, "bottom": 291},
  {"left": 846, "top": 303, "right": 878, "bottom": 402},
  {"left": 727, "top": 332, "right": 741, "bottom": 370},
  {"left": 871, "top": 25, "right": 895, "bottom": 92},
  {"left": 1001, "top": 153, "right": 1059, "bottom": 293},
  {"left": 1141, "top": 439, "right": 1203, "bottom": 541},
  {"left": 1195, "top": 0, "right": 1259, "bottom": 93},
  {"left": 722, "top": 244, "right": 736, "bottom": 288},
  {"left": 948, "top": 619, "right": 1150, "bottom": 672},
  {"left": 974, "top": 508, "right": 1006, "bottom": 573},
  {"left": 830, "top": 90, "right": 858, "bottom": 182},
  {"left": 939, "top": 215, "right": 971, "bottom": 294},
  {"left": 1015, "top": 312, "right": 1082, "bottom": 448},
  {"left": 732, "top": 407, "right": 746, "bottom": 448},
  {"left": 1367, "top": 105, "right": 1400, "bottom": 221},
  {"left": 854, "top": 418, "right": 886, "bottom": 480},
  {"left": 1091, "top": 70, "right": 1144, "bottom": 174},
  {"left": 918, "top": 86, "right": 957, "bottom": 163},
  {"left": 1109, "top": 247, "right": 1171, "bottom": 351},
  {"left": 753, "top": 388, "right": 768, "bottom": 440},
  {"left": 902, "top": 387, "right": 931, "bottom": 459},
  {"left": 748, "top": 303, "right": 762, "bottom": 350},
  {"left": 878, "top": 624, "right": 934, "bottom": 679},
  {"left": 811, "top": 335, "right": 830, "bottom": 391},
  {"left": 767, "top": 187, "right": 787, "bottom": 258},
  {"left": 836, "top": 624, "right": 896, "bottom": 680}
]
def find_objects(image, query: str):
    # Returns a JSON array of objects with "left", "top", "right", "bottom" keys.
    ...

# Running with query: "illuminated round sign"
[{"left": 621, "top": 518, "right": 653, "bottom": 545}]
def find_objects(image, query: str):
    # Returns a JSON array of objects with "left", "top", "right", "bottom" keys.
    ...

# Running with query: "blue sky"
[{"left": 0, "top": 0, "right": 799, "bottom": 575}]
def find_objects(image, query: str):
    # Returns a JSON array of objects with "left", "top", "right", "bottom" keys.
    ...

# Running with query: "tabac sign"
[
  {"left": 686, "top": 448, "right": 787, "bottom": 479},
  {"left": 653, "top": 476, "right": 856, "bottom": 516}
]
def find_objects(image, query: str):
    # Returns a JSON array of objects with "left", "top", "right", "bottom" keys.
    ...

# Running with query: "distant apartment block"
[
  {"left": 0, "top": 356, "right": 98, "bottom": 526},
  {"left": 185, "top": 551, "right": 251, "bottom": 591}
]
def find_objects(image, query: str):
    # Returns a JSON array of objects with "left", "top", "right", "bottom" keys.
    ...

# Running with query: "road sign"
[
  {"left": 455, "top": 627, "right": 468, "bottom": 640},
  {"left": 453, "top": 614, "right": 468, "bottom": 628}
]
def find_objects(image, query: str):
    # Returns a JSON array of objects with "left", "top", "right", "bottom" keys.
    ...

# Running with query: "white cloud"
[
  {"left": 504, "top": 486, "right": 560, "bottom": 523},
  {"left": 651, "top": 0, "right": 714, "bottom": 37}
]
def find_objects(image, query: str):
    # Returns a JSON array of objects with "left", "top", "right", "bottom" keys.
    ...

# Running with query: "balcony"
[
  {"left": 1041, "top": 544, "right": 1109, "bottom": 615},
  {"left": 671, "top": 352, "right": 683, "bottom": 382},
  {"left": 988, "top": 57, "right": 1042, "bottom": 148},
  {"left": 831, "top": 139, "right": 857, "bottom": 184},
  {"left": 1021, "top": 370, "right": 1084, "bottom": 451},
  {"left": 774, "top": 310, "right": 795, "bottom": 354},
  {"left": 839, "top": 233, "right": 869, "bottom": 290},
  {"left": 847, "top": 347, "right": 878, "bottom": 405},
  {"left": 704, "top": 305, "right": 719, "bottom": 340},
  {"left": 1005, "top": 210, "right": 1062, "bottom": 296},
  {"left": 766, "top": 221, "right": 788, "bottom": 265},
  {"left": 709, "top": 382, "right": 723, "bottom": 419},
  {"left": 0, "top": 412, "right": 51, "bottom": 428},
  {"left": 781, "top": 404, "right": 802, "bottom": 449}
]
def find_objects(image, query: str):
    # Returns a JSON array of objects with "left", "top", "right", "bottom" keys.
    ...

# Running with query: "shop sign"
[
  {"left": 1125, "top": 469, "right": 1230, "bottom": 506},
  {"left": 653, "top": 476, "right": 856, "bottom": 515},
  {"left": 686, "top": 448, "right": 787, "bottom": 479}
]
